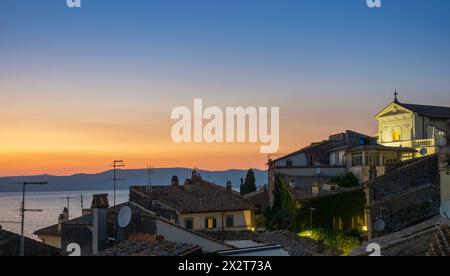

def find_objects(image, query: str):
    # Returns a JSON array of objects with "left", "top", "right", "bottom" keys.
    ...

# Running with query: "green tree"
[
  {"left": 331, "top": 172, "right": 359, "bottom": 188},
  {"left": 240, "top": 169, "right": 257, "bottom": 196},
  {"left": 264, "top": 176, "right": 298, "bottom": 231}
]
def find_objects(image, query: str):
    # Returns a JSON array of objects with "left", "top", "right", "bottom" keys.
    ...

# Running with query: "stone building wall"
[{"left": 365, "top": 154, "right": 440, "bottom": 238}]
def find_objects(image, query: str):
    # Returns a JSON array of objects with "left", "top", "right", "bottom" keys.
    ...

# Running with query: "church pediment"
[{"left": 375, "top": 102, "right": 413, "bottom": 119}]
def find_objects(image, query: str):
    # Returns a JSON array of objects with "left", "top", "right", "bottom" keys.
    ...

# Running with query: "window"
[
  {"left": 365, "top": 153, "right": 380, "bottom": 166},
  {"left": 225, "top": 215, "right": 235, "bottom": 228},
  {"left": 359, "top": 137, "right": 370, "bottom": 145},
  {"left": 286, "top": 160, "right": 293, "bottom": 167},
  {"left": 333, "top": 152, "right": 340, "bottom": 165},
  {"left": 333, "top": 217, "right": 343, "bottom": 231},
  {"left": 352, "top": 152, "right": 363, "bottom": 167},
  {"left": 205, "top": 217, "right": 217, "bottom": 229},
  {"left": 184, "top": 218, "right": 194, "bottom": 230},
  {"left": 392, "top": 128, "right": 401, "bottom": 141}
]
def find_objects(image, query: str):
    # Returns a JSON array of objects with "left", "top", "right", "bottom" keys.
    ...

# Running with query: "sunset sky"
[{"left": 1, "top": 0, "right": 450, "bottom": 176}]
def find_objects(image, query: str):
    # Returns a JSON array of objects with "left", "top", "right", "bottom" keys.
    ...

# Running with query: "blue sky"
[{"left": 1, "top": 0, "right": 450, "bottom": 174}]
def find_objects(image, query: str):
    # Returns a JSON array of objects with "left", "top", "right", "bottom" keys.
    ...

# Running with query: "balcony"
[
  {"left": 413, "top": 139, "right": 435, "bottom": 148},
  {"left": 380, "top": 138, "right": 436, "bottom": 149}
]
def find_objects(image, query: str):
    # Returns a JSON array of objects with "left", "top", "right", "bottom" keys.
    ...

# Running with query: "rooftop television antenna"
[
  {"left": 111, "top": 160, "right": 125, "bottom": 244},
  {"left": 18, "top": 181, "right": 47, "bottom": 256},
  {"left": 59, "top": 195, "right": 76, "bottom": 217},
  {"left": 80, "top": 194, "right": 84, "bottom": 210}
]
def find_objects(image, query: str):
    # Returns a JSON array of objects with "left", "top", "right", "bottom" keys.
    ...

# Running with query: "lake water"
[{"left": 0, "top": 190, "right": 129, "bottom": 239}]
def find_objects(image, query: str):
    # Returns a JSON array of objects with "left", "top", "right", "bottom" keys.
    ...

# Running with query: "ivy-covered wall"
[
  {"left": 297, "top": 190, "right": 366, "bottom": 232},
  {"left": 264, "top": 175, "right": 366, "bottom": 255}
]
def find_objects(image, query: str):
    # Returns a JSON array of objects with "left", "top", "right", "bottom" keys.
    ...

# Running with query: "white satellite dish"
[
  {"left": 374, "top": 218, "right": 385, "bottom": 232},
  {"left": 118, "top": 206, "right": 132, "bottom": 228},
  {"left": 315, "top": 167, "right": 322, "bottom": 176},
  {"left": 420, "top": 148, "right": 428, "bottom": 156}
]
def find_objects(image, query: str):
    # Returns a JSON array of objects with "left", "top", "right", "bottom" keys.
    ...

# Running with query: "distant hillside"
[{"left": 0, "top": 168, "right": 267, "bottom": 193}]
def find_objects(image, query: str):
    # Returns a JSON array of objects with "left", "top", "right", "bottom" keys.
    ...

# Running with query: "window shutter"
[
  {"left": 205, "top": 219, "right": 208, "bottom": 229},
  {"left": 213, "top": 218, "right": 217, "bottom": 228}
]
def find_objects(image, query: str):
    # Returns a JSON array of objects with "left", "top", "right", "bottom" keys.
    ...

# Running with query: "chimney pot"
[
  {"left": 91, "top": 194, "right": 109, "bottom": 209},
  {"left": 226, "top": 181, "right": 233, "bottom": 192},
  {"left": 58, "top": 214, "right": 65, "bottom": 232},
  {"left": 171, "top": 175, "right": 179, "bottom": 186},
  {"left": 63, "top": 207, "right": 69, "bottom": 222}
]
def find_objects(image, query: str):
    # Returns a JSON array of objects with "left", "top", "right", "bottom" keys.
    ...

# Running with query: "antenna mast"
[
  {"left": 19, "top": 181, "right": 47, "bottom": 256},
  {"left": 112, "top": 160, "right": 125, "bottom": 244}
]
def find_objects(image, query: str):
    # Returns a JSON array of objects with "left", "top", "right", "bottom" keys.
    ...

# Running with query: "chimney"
[
  {"left": 91, "top": 194, "right": 109, "bottom": 255},
  {"left": 312, "top": 183, "right": 320, "bottom": 196},
  {"left": 63, "top": 207, "right": 69, "bottom": 222},
  {"left": 57, "top": 214, "right": 65, "bottom": 232},
  {"left": 171, "top": 175, "right": 179, "bottom": 186},
  {"left": 226, "top": 181, "right": 233, "bottom": 192}
]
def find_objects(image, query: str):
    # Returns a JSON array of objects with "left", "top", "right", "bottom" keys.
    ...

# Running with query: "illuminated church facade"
[{"left": 375, "top": 95, "right": 449, "bottom": 159}]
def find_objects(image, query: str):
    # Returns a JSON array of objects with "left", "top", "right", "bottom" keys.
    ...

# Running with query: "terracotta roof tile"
[
  {"left": 96, "top": 240, "right": 201, "bottom": 256},
  {"left": 254, "top": 230, "right": 342, "bottom": 256},
  {"left": 427, "top": 224, "right": 450, "bottom": 256},
  {"left": 131, "top": 178, "right": 256, "bottom": 213},
  {"left": 0, "top": 227, "right": 61, "bottom": 256}
]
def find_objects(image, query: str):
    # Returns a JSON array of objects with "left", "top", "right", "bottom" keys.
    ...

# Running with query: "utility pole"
[
  {"left": 112, "top": 160, "right": 124, "bottom": 244},
  {"left": 19, "top": 181, "right": 47, "bottom": 256}
]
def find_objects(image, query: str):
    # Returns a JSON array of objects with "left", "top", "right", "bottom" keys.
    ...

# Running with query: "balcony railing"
[{"left": 413, "top": 139, "right": 435, "bottom": 148}]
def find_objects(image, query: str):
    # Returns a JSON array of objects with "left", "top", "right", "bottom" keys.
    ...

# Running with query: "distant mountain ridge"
[{"left": 0, "top": 168, "right": 267, "bottom": 193}]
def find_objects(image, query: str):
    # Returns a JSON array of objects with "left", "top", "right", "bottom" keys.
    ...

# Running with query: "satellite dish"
[
  {"left": 420, "top": 148, "right": 427, "bottom": 156},
  {"left": 374, "top": 218, "right": 385, "bottom": 232},
  {"left": 315, "top": 168, "right": 322, "bottom": 176},
  {"left": 118, "top": 206, "right": 132, "bottom": 228}
]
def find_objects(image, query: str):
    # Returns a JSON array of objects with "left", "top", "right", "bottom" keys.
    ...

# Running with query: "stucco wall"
[
  {"left": 179, "top": 210, "right": 253, "bottom": 231},
  {"left": 273, "top": 153, "right": 307, "bottom": 167},
  {"left": 273, "top": 167, "right": 346, "bottom": 178},
  {"left": 39, "top": 235, "right": 61, "bottom": 249},
  {"left": 155, "top": 220, "right": 232, "bottom": 253}
]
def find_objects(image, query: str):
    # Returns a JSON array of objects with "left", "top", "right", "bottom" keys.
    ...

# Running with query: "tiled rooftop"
[
  {"left": 96, "top": 240, "right": 201, "bottom": 256},
  {"left": 0, "top": 226, "right": 61, "bottom": 256},
  {"left": 131, "top": 176, "right": 256, "bottom": 214}
]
